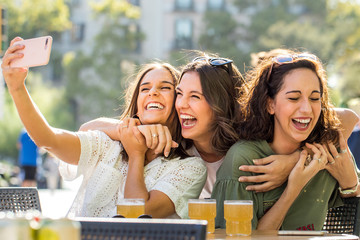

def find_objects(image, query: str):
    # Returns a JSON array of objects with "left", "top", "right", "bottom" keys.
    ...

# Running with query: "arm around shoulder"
[{"left": 335, "top": 108, "right": 359, "bottom": 139}]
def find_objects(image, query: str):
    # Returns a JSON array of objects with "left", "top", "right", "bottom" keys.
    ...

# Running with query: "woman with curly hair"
[{"left": 212, "top": 50, "right": 359, "bottom": 230}]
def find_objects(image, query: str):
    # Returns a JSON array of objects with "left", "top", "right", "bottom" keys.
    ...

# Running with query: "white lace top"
[{"left": 59, "top": 131, "right": 207, "bottom": 219}]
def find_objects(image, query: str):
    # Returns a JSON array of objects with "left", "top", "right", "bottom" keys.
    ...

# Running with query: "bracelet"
[{"left": 339, "top": 182, "right": 359, "bottom": 195}]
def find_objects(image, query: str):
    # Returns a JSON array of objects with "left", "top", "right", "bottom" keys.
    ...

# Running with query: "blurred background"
[{"left": 0, "top": 0, "right": 360, "bottom": 189}]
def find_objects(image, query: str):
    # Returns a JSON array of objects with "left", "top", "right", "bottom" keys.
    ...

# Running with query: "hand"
[
  {"left": 1, "top": 37, "right": 28, "bottom": 92},
  {"left": 238, "top": 151, "right": 299, "bottom": 192},
  {"left": 120, "top": 118, "right": 147, "bottom": 159},
  {"left": 137, "top": 124, "right": 178, "bottom": 157},
  {"left": 287, "top": 146, "right": 327, "bottom": 194},
  {"left": 323, "top": 132, "right": 358, "bottom": 190}
]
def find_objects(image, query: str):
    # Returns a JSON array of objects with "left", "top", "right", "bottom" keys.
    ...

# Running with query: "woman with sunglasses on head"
[
  {"left": 82, "top": 53, "right": 247, "bottom": 199},
  {"left": 238, "top": 49, "right": 359, "bottom": 193},
  {"left": 1, "top": 37, "right": 207, "bottom": 219},
  {"left": 212, "top": 51, "right": 360, "bottom": 230},
  {"left": 174, "top": 54, "right": 246, "bottom": 198}
]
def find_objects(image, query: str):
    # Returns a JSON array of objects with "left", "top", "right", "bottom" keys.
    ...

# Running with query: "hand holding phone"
[{"left": 10, "top": 36, "right": 53, "bottom": 68}]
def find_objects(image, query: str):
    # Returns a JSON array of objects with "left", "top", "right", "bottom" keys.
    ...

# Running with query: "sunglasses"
[
  {"left": 267, "top": 53, "right": 318, "bottom": 81},
  {"left": 192, "top": 57, "right": 234, "bottom": 74}
]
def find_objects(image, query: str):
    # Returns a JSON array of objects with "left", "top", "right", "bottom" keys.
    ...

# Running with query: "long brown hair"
[
  {"left": 181, "top": 53, "right": 247, "bottom": 155},
  {"left": 241, "top": 50, "right": 340, "bottom": 146},
  {"left": 120, "top": 62, "right": 188, "bottom": 160}
]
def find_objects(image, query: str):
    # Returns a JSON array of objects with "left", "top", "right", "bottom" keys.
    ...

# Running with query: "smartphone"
[
  {"left": 278, "top": 230, "right": 327, "bottom": 236},
  {"left": 11, "top": 36, "right": 53, "bottom": 68}
]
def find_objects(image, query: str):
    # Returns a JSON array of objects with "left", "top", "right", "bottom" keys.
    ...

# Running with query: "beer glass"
[
  {"left": 224, "top": 200, "right": 253, "bottom": 236},
  {"left": 188, "top": 199, "right": 216, "bottom": 234},
  {"left": 117, "top": 198, "right": 145, "bottom": 218}
]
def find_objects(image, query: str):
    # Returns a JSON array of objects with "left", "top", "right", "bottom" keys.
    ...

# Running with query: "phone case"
[{"left": 11, "top": 36, "right": 53, "bottom": 68}]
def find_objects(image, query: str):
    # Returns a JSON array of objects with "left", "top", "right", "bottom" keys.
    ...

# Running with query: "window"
[
  {"left": 175, "top": 0, "right": 193, "bottom": 11},
  {"left": 71, "top": 23, "right": 85, "bottom": 42},
  {"left": 208, "top": 0, "right": 224, "bottom": 10},
  {"left": 174, "top": 19, "right": 193, "bottom": 49},
  {"left": 129, "top": 0, "right": 140, "bottom": 6}
]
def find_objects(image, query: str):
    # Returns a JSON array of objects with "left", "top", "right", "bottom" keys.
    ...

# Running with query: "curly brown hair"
[
  {"left": 241, "top": 51, "right": 340, "bottom": 146},
  {"left": 180, "top": 53, "right": 248, "bottom": 155}
]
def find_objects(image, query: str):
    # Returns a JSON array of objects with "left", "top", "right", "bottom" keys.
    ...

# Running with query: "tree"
[
  {"left": 198, "top": 10, "right": 247, "bottom": 69},
  {"left": 326, "top": 1, "right": 360, "bottom": 104},
  {"left": 63, "top": 0, "right": 144, "bottom": 125},
  {"left": 0, "top": 72, "right": 73, "bottom": 161},
  {"left": 0, "top": 0, "right": 71, "bottom": 41},
  {"left": 0, "top": 0, "right": 73, "bottom": 162}
]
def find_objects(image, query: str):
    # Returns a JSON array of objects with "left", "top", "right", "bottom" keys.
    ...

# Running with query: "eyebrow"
[
  {"left": 285, "top": 90, "right": 321, "bottom": 94},
  {"left": 176, "top": 87, "right": 204, "bottom": 95},
  {"left": 140, "top": 80, "right": 174, "bottom": 86}
]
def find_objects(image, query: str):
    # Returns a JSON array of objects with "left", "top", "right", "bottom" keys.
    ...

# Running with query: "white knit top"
[{"left": 59, "top": 130, "right": 207, "bottom": 219}]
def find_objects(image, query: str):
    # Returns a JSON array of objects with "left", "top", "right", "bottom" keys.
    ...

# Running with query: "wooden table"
[{"left": 208, "top": 229, "right": 359, "bottom": 240}]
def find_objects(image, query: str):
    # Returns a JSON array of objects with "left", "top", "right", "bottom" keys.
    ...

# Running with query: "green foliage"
[
  {"left": 63, "top": 0, "right": 143, "bottom": 125},
  {"left": 230, "top": 0, "right": 360, "bottom": 105},
  {"left": 257, "top": 21, "right": 334, "bottom": 60},
  {"left": 198, "top": 10, "right": 248, "bottom": 71},
  {"left": 0, "top": 0, "right": 71, "bottom": 41},
  {"left": 0, "top": 72, "right": 73, "bottom": 162}
]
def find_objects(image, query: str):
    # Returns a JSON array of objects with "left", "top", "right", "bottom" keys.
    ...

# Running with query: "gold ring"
[
  {"left": 334, "top": 155, "right": 340, "bottom": 159},
  {"left": 329, "top": 161, "right": 335, "bottom": 165},
  {"left": 314, "top": 158, "right": 321, "bottom": 163},
  {"left": 340, "top": 149, "right": 347, "bottom": 154},
  {"left": 152, "top": 133, "right": 158, "bottom": 138}
]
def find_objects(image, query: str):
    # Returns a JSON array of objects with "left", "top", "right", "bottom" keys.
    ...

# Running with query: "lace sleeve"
[
  {"left": 152, "top": 157, "right": 207, "bottom": 218},
  {"left": 59, "top": 130, "right": 121, "bottom": 181}
]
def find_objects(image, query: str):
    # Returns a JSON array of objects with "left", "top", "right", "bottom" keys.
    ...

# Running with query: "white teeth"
[
  {"left": 294, "top": 118, "right": 310, "bottom": 124},
  {"left": 180, "top": 114, "right": 195, "bottom": 120},
  {"left": 146, "top": 103, "right": 164, "bottom": 110}
]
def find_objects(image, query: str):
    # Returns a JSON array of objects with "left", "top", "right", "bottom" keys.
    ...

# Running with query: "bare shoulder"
[{"left": 335, "top": 108, "right": 360, "bottom": 139}]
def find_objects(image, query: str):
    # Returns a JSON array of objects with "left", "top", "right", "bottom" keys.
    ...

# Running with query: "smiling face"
[
  {"left": 267, "top": 68, "right": 322, "bottom": 148},
  {"left": 136, "top": 68, "right": 175, "bottom": 125},
  {"left": 175, "top": 71, "right": 215, "bottom": 144}
]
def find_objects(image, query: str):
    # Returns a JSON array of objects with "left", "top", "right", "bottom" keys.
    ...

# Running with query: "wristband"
[{"left": 339, "top": 182, "right": 358, "bottom": 195}]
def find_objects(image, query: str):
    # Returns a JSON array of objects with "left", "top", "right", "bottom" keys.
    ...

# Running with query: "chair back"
[
  {"left": 0, "top": 187, "right": 41, "bottom": 213},
  {"left": 77, "top": 217, "right": 207, "bottom": 240},
  {"left": 323, "top": 197, "right": 360, "bottom": 236}
]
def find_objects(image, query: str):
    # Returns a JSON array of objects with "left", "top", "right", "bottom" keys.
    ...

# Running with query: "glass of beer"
[
  {"left": 188, "top": 199, "right": 216, "bottom": 234},
  {"left": 117, "top": 198, "right": 145, "bottom": 218},
  {"left": 224, "top": 200, "right": 253, "bottom": 236}
]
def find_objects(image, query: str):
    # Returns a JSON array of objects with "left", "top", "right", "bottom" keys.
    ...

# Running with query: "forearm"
[
  {"left": 9, "top": 85, "right": 80, "bottom": 165},
  {"left": 10, "top": 86, "right": 57, "bottom": 147},
  {"left": 79, "top": 117, "right": 121, "bottom": 141},
  {"left": 124, "top": 156, "right": 149, "bottom": 200},
  {"left": 257, "top": 187, "right": 299, "bottom": 230}
]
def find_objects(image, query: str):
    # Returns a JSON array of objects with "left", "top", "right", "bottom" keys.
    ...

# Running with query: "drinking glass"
[
  {"left": 224, "top": 200, "right": 253, "bottom": 236},
  {"left": 188, "top": 199, "right": 216, "bottom": 234},
  {"left": 117, "top": 198, "right": 145, "bottom": 218}
]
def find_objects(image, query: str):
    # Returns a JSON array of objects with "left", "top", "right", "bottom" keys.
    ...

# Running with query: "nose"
[
  {"left": 299, "top": 98, "right": 312, "bottom": 113},
  {"left": 148, "top": 86, "right": 158, "bottom": 96},
  {"left": 175, "top": 95, "right": 189, "bottom": 109}
]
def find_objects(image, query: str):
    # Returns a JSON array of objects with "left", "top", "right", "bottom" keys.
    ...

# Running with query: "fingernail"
[
  {"left": 239, "top": 166, "right": 244, "bottom": 170},
  {"left": 245, "top": 186, "right": 252, "bottom": 191},
  {"left": 165, "top": 151, "right": 169, "bottom": 157},
  {"left": 239, "top": 177, "right": 244, "bottom": 182},
  {"left": 175, "top": 142, "right": 179, "bottom": 147},
  {"left": 253, "top": 159, "right": 258, "bottom": 163}
]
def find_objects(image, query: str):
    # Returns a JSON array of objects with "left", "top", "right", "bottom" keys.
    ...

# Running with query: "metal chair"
[
  {"left": 0, "top": 187, "right": 41, "bottom": 212},
  {"left": 323, "top": 197, "right": 360, "bottom": 236},
  {"left": 77, "top": 217, "right": 207, "bottom": 240}
]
